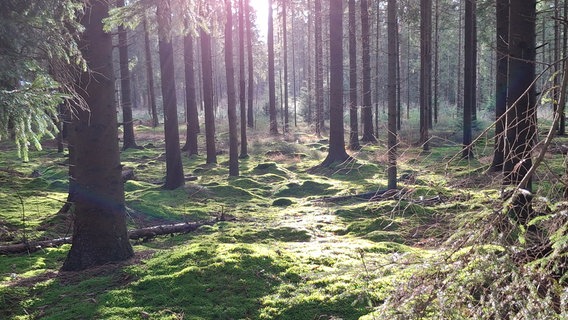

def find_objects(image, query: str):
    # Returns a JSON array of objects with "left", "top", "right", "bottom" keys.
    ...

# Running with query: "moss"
[
  {"left": 272, "top": 198, "right": 294, "bottom": 207},
  {"left": 275, "top": 180, "right": 336, "bottom": 198}
]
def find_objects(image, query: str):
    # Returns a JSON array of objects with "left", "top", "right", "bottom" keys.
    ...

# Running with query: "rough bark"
[
  {"left": 62, "top": 0, "right": 133, "bottom": 271},
  {"left": 238, "top": 0, "right": 248, "bottom": 157},
  {"left": 348, "top": 0, "right": 360, "bottom": 151},
  {"left": 462, "top": 0, "right": 475, "bottom": 159},
  {"left": 314, "top": 0, "right": 323, "bottom": 136},
  {"left": 420, "top": 0, "right": 431, "bottom": 151},
  {"left": 225, "top": 0, "right": 239, "bottom": 176},
  {"left": 117, "top": 0, "right": 137, "bottom": 150},
  {"left": 387, "top": 0, "right": 398, "bottom": 189},
  {"left": 491, "top": 0, "right": 509, "bottom": 171},
  {"left": 182, "top": 32, "right": 199, "bottom": 156},
  {"left": 200, "top": 14, "right": 217, "bottom": 164},
  {"left": 320, "top": 0, "right": 350, "bottom": 167},
  {"left": 157, "top": 0, "right": 184, "bottom": 190},
  {"left": 360, "top": 0, "right": 376, "bottom": 143},
  {"left": 142, "top": 17, "right": 159, "bottom": 128},
  {"left": 245, "top": 0, "right": 254, "bottom": 128}
]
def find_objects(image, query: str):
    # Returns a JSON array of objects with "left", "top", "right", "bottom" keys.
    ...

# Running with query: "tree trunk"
[
  {"left": 387, "top": 0, "right": 398, "bottom": 189},
  {"left": 157, "top": 0, "right": 184, "bottom": 190},
  {"left": 504, "top": 0, "right": 536, "bottom": 220},
  {"left": 420, "top": 0, "right": 431, "bottom": 151},
  {"left": 348, "top": 0, "right": 360, "bottom": 150},
  {"left": 225, "top": 0, "right": 239, "bottom": 176},
  {"left": 117, "top": 0, "right": 138, "bottom": 150},
  {"left": 182, "top": 32, "right": 199, "bottom": 157},
  {"left": 62, "top": 0, "right": 133, "bottom": 271},
  {"left": 361, "top": 0, "right": 376, "bottom": 143},
  {"left": 246, "top": 0, "right": 254, "bottom": 128},
  {"left": 142, "top": 17, "right": 159, "bottom": 128},
  {"left": 282, "top": 0, "right": 289, "bottom": 133},
  {"left": 314, "top": 0, "right": 323, "bottom": 136},
  {"left": 238, "top": 0, "right": 248, "bottom": 157},
  {"left": 320, "top": 0, "right": 350, "bottom": 167},
  {"left": 491, "top": 0, "right": 509, "bottom": 171},
  {"left": 462, "top": 0, "right": 474, "bottom": 159},
  {"left": 268, "top": 0, "right": 278, "bottom": 135},
  {"left": 200, "top": 15, "right": 217, "bottom": 164}
]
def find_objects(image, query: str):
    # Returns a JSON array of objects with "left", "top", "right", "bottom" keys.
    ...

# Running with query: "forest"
[{"left": 1, "top": 0, "right": 567, "bottom": 319}]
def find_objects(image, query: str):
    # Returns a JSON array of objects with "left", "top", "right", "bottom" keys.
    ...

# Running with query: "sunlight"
[{"left": 251, "top": 0, "right": 269, "bottom": 40}]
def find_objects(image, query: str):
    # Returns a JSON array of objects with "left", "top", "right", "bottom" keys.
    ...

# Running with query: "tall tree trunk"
[
  {"left": 320, "top": 0, "right": 350, "bottom": 167},
  {"left": 314, "top": 0, "right": 323, "bottom": 136},
  {"left": 462, "top": 0, "right": 475, "bottom": 159},
  {"left": 471, "top": 2, "right": 478, "bottom": 122},
  {"left": 268, "top": 0, "right": 278, "bottom": 135},
  {"left": 182, "top": 32, "right": 199, "bottom": 157},
  {"left": 238, "top": 0, "right": 248, "bottom": 157},
  {"left": 387, "top": 0, "right": 398, "bottom": 190},
  {"left": 291, "top": 10, "right": 298, "bottom": 127},
  {"left": 117, "top": 0, "right": 137, "bottom": 150},
  {"left": 282, "top": 0, "right": 289, "bottom": 133},
  {"left": 225, "top": 0, "right": 239, "bottom": 176},
  {"left": 156, "top": 0, "right": 184, "bottom": 190},
  {"left": 420, "top": 0, "right": 432, "bottom": 151},
  {"left": 348, "top": 0, "right": 360, "bottom": 150},
  {"left": 504, "top": 0, "right": 536, "bottom": 201},
  {"left": 491, "top": 0, "right": 509, "bottom": 171},
  {"left": 361, "top": 0, "right": 376, "bottom": 143},
  {"left": 200, "top": 16, "right": 217, "bottom": 164},
  {"left": 433, "top": 0, "right": 439, "bottom": 125},
  {"left": 62, "top": 0, "right": 133, "bottom": 271},
  {"left": 142, "top": 17, "right": 159, "bottom": 128},
  {"left": 245, "top": 0, "right": 254, "bottom": 128}
]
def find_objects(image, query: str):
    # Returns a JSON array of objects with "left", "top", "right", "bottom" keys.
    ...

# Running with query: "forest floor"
[{"left": 0, "top": 123, "right": 566, "bottom": 319}]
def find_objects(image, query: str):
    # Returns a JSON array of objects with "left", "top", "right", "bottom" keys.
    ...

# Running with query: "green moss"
[
  {"left": 272, "top": 198, "right": 294, "bottom": 207},
  {"left": 275, "top": 180, "right": 336, "bottom": 198}
]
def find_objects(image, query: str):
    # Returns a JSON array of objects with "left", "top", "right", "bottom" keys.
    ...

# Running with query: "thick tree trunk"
[
  {"left": 504, "top": 0, "right": 536, "bottom": 225},
  {"left": 62, "top": 0, "right": 133, "bottom": 271},
  {"left": 117, "top": 0, "right": 137, "bottom": 150},
  {"left": 183, "top": 33, "right": 199, "bottom": 157},
  {"left": 360, "top": 0, "right": 376, "bottom": 143},
  {"left": 348, "top": 0, "right": 360, "bottom": 151},
  {"left": 200, "top": 18, "right": 217, "bottom": 164},
  {"left": 157, "top": 0, "right": 184, "bottom": 190},
  {"left": 320, "top": 0, "right": 350, "bottom": 167},
  {"left": 387, "top": 0, "right": 398, "bottom": 190}
]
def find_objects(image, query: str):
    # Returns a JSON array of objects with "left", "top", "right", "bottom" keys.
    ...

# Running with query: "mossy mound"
[
  {"left": 208, "top": 185, "right": 257, "bottom": 201},
  {"left": 274, "top": 180, "right": 336, "bottom": 198},
  {"left": 230, "top": 177, "right": 269, "bottom": 190},
  {"left": 272, "top": 198, "right": 294, "bottom": 207}
]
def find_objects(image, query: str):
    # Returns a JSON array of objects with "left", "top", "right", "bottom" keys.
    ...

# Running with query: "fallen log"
[{"left": 0, "top": 216, "right": 235, "bottom": 255}]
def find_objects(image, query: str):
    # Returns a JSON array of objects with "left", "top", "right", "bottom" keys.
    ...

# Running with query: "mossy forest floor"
[{"left": 0, "top": 124, "right": 565, "bottom": 319}]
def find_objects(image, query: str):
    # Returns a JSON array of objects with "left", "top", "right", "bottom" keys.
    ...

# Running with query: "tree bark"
[
  {"left": 117, "top": 0, "right": 138, "bottom": 150},
  {"left": 462, "top": 0, "right": 475, "bottom": 159},
  {"left": 267, "top": 0, "right": 278, "bottom": 135},
  {"left": 142, "top": 17, "right": 159, "bottom": 128},
  {"left": 200, "top": 9, "right": 217, "bottom": 164},
  {"left": 491, "top": 0, "right": 509, "bottom": 171},
  {"left": 320, "top": 0, "right": 350, "bottom": 167},
  {"left": 420, "top": 0, "right": 432, "bottom": 151},
  {"left": 245, "top": 0, "right": 254, "bottom": 128},
  {"left": 348, "top": 0, "right": 360, "bottom": 151},
  {"left": 238, "top": 0, "right": 248, "bottom": 157},
  {"left": 157, "top": 0, "right": 185, "bottom": 190},
  {"left": 314, "top": 0, "right": 323, "bottom": 136},
  {"left": 361, "top": 0, "right": 376, "bottom": 143},
  {"left": 387, "top": 0, "right": 398, "bottom": 189},
  {"left": 182, "top": 32, "right": 199, "bottom": 157},
  {"left": 282, "top": 0, "right": 289, "bottom": 134},
  {"left": 225, "top": 0, "right": 239, "bottom": 176},
  {"left": 62, "top": 0, "right": 133, "bottom": 271}
]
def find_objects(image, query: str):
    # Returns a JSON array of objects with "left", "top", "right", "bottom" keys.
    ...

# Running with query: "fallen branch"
[{"left": 0, "top": 216, "right": 235, "bottom": 255}]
